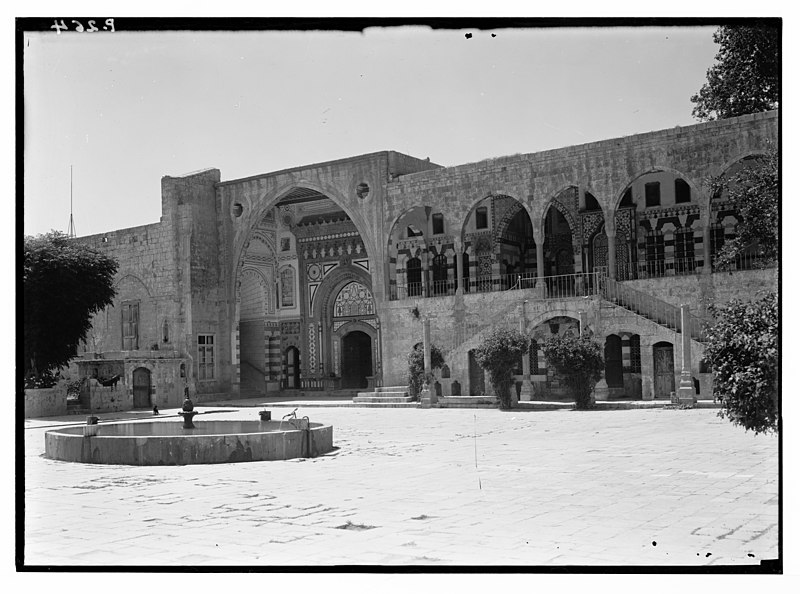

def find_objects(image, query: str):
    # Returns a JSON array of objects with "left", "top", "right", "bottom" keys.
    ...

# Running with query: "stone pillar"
[
  {"left": 519, "top": 300, "right": 533, "bottom": 401},
  {"left": 423, "top": 318, "right": 432, "bottom": 375},
  {"left": 535, "top": 240, "right": 546, "bottom": 298},
  {"left": 678, "top": 304, "right": 697, "bottom": 405},
  {"left": 607, "top": 232, "right": 617, "bottom": 280},
  {"left": 703, "top": 225, "right": 712, "bottom": 274},
  {"left": 455, "top": 240, "right": 464, "bottom": 295},
  {"left": 421, "top": 253, "right": 430, "bottom": 298},
  {"left": 579, "top": 310, "right": 588, "bottom": 337}
]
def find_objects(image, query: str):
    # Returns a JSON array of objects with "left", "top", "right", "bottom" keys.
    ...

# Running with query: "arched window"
[
  {"left": 406, "top": 257, "right": 422, "bottom": 297},
  {"left": 162, "top": 319, "right": 169, "bottom": 343},
  {"left": 333, "top": 282, "right": 375, "bottom": 317},
  {"left": 432, "top": 253, "right": 448, "bottom": 295}
]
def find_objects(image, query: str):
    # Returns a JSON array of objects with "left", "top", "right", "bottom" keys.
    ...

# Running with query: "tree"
[
  {"left": 24, "top": 232, "right": 118, "bottom": 386},
  {"left": 473, "top": 328, "right": 529, "bottom": 410},
  {"left": 704, "top": 293, "right": 778, "bottom": 435},
  {"left": 406, "top": 342, "right": 444, "bottom": 399},
  {"left": 708, "top": 150, "right": 778, "bottom": 269},
  {"left": 541, "top": 334, "right": 604, "bottom": 410},
  {"left": 691, "top": 24, "right": 780, "bottom": 122}
]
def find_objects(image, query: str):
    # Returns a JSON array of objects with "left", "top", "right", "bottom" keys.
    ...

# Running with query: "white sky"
[{"left": 22, "top": 24, "right": 723, "bottom": 237}]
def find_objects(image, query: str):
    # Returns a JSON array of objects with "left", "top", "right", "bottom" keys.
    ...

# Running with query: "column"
[
  {"left": 535, "top": 240, "right": 545, "bottom": 299},
  {"left": 678, "top": 304, "right": 696, "bottom": 405},
  {"left": 519, "top": 300, "right": 533, "bottom": 401},
  {"left": 455, "top": 239, "right": 464, "bottom": 295},
  {"left": 606, "top": 217, "right": 617, "bottom": 280},
  {"left": 421, "top": 252, "right": 430, "bottom": 298},
  {"left": 703, "top": 225, "right": 712, "bottom": 274}
]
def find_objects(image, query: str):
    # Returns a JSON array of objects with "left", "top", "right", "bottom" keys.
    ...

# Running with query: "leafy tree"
[
  {"left": 24, "top": 232, "right": 118, "bottom": 386},
  {"left": 691, "top": 24, "right": 780, "bottom": 122},
  {"left": 541, "top": 334, "right": 604, "bottom": 410},
  {"left": 704, "top": 293, "right": 778, "bottom": 435},
  {"left": 407, "top": 342, "right": 444, "bottom": 398},
  {"left": 708, "top": 150, "right": 778, "bottom": 269},
  {"left": 473, "top": 328, "right": 529, "bottom": 410}
]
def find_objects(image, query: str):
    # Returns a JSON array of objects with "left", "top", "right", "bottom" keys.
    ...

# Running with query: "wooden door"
[
  {"left": 653, "top": 343, "right": 675, "bottom": 399},
  {"left": 132, "top": 367, "right": 151, "bottom": 408},
  {"left": 341, "top": 331, "right": 372, "bottom": 389}
]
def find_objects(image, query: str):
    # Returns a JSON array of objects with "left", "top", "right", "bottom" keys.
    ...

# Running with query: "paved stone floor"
[{"left": 22, "top": 404, "right": 779, "bottom": 567}]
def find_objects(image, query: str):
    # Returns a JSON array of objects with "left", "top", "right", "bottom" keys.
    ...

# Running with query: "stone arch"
[
  {"left": 114, "top": 273, "right": 153, "bottom": 299},
  {"left": 460, "top": 192, "right": 535, "bottom": 242},
  {"left": 233, "top": 180, "right": 374, "bottom": 296},
  {"left": 612, "top": 166, "right": 706, "bottom": 213},
  {"left": 714, "top": 150, "right": 770, "bottom": 180}
]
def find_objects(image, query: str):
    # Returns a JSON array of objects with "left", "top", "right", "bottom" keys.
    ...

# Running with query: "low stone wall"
[
  {"left": 24, "top": 386, "right": 68, "bottom": 418},
  {"left": 87, "top": 384, "right": 130, "bottom": 413}
]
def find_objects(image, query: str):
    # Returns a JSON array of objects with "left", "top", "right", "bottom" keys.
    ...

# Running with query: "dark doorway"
[
  {"left": 341, "top": 331, "right": 372, "bottom": 389},
  {"left": 132, "top": 367, "right": 151, "bottom": 408},
  {"left": 468, "top": 350, "right": 485, "bottom": 396},
  {"left": 284, "top": 347, "right": 300, "bottom": 389},
  {"left": 653, "top": 342, "right": 675, "bottom": 399},
  {"left": 604, "top": 335, "right": 623, "bottom": 388}
]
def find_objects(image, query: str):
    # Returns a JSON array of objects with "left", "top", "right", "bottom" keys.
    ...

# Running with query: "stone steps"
[{"left": 353, "top": 386, "right": 413, "bottom": 403}]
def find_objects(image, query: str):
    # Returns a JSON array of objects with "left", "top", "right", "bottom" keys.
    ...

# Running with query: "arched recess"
[
  {"left": 528, "top": 315, "right": 581, "bottom": 401},
  {"left": 334, "top": 322, "right": 377, "bottom": 389},
  {"left": 460, "top": 194, "right": 536, "bottom": 293},
  {"left": 542, "top": 189, "right": 581, "bottom": 277},
  {"left": 709, "top": 153, "right": 771, "bottom": 271},
  {"left": 614, "top": 167, "right": 705, "bottom": 280},
  {"left": 387, "top": 206, "right": 431, "bottom": 299},
  {"left": 230, "top": 181, "right": 375, "bottom": 391},
  {"left": 313, "top": 266, "right": 379, "bottom": 382}
]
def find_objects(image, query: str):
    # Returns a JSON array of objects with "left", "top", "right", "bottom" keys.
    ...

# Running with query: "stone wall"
[{"left": 24, "top": 386, "right": 68, "bottom": 418}]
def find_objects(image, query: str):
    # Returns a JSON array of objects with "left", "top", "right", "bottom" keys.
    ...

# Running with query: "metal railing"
[
  {"left": 711, "top": 251, "right": 775, "bottom": 272},
  {"left": 599, "top": 276, "right": 708, "bottom": 342}
]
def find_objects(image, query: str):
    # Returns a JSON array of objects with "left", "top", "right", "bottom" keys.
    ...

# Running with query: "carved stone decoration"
[{"left": 581, "top": 211, "right": 605, "bottom": 243}]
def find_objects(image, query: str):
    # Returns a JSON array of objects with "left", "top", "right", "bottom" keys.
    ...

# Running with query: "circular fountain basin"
[{"left": 45, "top": 419, "right": 334, "bottom": 465}]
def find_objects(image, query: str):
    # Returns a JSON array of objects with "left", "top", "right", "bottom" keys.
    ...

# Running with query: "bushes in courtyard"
[
  {"left": 541, "top": 334, "right": 604, "bottom": 410},
  {"left": 407, "top": 343, "right": 444, "bottom": 399},
  {"left": 705, "top": 292, "right": 778, "bottom": 434},
  {"left": 473, "top": 328, "right": 529, "bottom": 410}
]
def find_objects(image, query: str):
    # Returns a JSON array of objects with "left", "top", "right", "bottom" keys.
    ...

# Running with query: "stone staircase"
[{"left": 353, "top": 386, "right": 415, "bottom": 404}]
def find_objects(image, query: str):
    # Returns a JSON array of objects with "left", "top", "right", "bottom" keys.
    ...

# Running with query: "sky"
[{"left": 22, "top": 23, "right": 723, "bottom": 238}]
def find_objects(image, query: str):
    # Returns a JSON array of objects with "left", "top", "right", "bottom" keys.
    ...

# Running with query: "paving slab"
[{"left": 22, "top": 405, "right": 778, "bottom": 568}]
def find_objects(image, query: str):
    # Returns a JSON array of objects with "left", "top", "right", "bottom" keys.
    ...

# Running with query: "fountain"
[{"left": 44, "top": 404, "right": 334, "bottom": 465}]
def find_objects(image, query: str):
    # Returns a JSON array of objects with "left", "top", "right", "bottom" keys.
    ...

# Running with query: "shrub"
[
  {"left": 407, "top": 343, "right": 444, "bottom": 398},
  {"left": 704, "top": 292, "right": 778, "bottom": 434},
  {"left": 473, "top": 328, "right": 529, "bottom": 410},
  {"left": 541, "top": 334, "right": 604, "bottom": 410}
]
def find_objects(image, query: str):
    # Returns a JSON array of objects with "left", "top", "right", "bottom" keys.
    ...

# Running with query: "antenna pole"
[{"left": 67, "top": 165, "right": 76, "bottom": 238}]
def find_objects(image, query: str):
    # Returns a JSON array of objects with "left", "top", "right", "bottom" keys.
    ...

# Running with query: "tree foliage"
[
  {"left": 708, "top": 150, "right": 778, "bottom": 269},
  {"left": 704, "top": 293, "right": 778, "bottom": 435},
  {"left": 24, "top": 232, "right": 118, "bottom": 385},
  {"left": 691, "top": 24, "right": 780, "bottom": 122},
  {"left": 473, "top": 328, "right": 529, "bottom": 410},
  {"left": 407, "top": 342, "right": 445, "bottom": 398},
  {"left": 541, "top": 334, "right": 604, "bottom": 410}
]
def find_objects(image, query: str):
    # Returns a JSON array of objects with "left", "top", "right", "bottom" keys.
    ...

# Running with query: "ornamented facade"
[{"left": 72, "top": 111, "right": 778, "bottom": 409}]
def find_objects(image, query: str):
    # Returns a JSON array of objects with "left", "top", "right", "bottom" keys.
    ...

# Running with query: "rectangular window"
[
  {"left": 476, "top": 206, "right": 488, "bottom": 230},
  {"left": 432, "top": 213, "right": 444, "bottom": 235},
  {"left": 629, "top": 335, "right": 641, "bottom": 373},
  {"left": 645, "top": 234, "right": 665, "bottom": 277},
  {"left": 674, "top": 229, "right": 696, "bottom": 274},
  {"left": 674, "top": 179, "right": 691, "bottom": 204},
  {"left": 645, "top": 182, "right": 661, "bottom": 207},
  {"left": 121, "top": 302, "right": 139, "bottom": 350},
  {"left": 198, "top": 334, "right": 215, "bottom": 381}
]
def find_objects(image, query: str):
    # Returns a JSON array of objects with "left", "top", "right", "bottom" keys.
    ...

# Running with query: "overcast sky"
[{"left": 23, "top": 24, "right": 722, "bottom": 237}]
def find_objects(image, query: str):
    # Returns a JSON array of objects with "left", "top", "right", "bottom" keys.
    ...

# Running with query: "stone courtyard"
[{"left": 23, "top": 403, "right": 778, "bottom": 567}]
